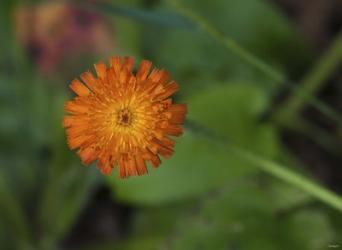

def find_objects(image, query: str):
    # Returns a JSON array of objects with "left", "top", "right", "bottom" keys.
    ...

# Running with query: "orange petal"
[
  {"left": 143, "top": 149, "right": 161, "bottom": 168},
  {"left": 94, "top": 62, "right": 107, "bottom": 79},
  {"left": 63, "top": 116, "right": 75, "bottom": 127},
  {"left": 155, "top": 81, "right": 179, "bottom": 100},
  {"left": 64, "top": 101, "right": 88, "bottom": 114},
  {"left": 70, "top": 79, "right": 91, "bottom": 96},
  {"left": 106, "top": 67, "right": 117, "bottom": 86},
  {"left": 135, "top": 155, "right": 148, "bottom": 176},
  {"left": 148, "top": 69, "right": 169, "bottom": 84},
  {"left": 157, "top": 70, "right": 170, "bottom": 85},
  {"left": 123, "top": 57, "right": 134, "bottom": 72},
  {"left": 163, "top": 124, "right": 183, "bottom": 136},
  {"left": 97, "top": 154, "right": 113, "bottom": 175},
  {"left": 161, "top": 98, "right": 172, "bottom": 110},
  {"left": 67, "top": 135, "right": 92, "bottom": 149},
  {"left": 126, "top": 156, "right": 138, "bottom": 176},
  {"left": 80, "top": 71, "right": 100, "bottom": 92},
  {"left": 118, "top": 155, "right": 128, "bottom": 178},
  {"left": 148, "top": 69, "right": 160, "bottom": 82},
  {"left": 152, "top": 138, "right": 174, "bottom": 158},
  {"left": 78, "top": 147, "right": 97, "bottom": 165},
  {"left": 169, "top": 103, "right": 187, "bottom": 114},
  {"left": 110, "top": 56, "right": 122, "bottom": 76},
  {"left": 66, "top": 124, "right": 90, "bottom": 137},
  {"left": 147, "top": 142, "right": 159, "bottom": 154},
  {"left": 100, "top": 166, "right": 113, "bottom": 175},
  {"left": 160, "top": 136, "right": 175, "bottom": 148},
  {"left": 137, "top": 60, "right": 152, "bottom": 81},
  {"left": 169, "top": 104, "right": 187, "bottom": 124},
  {"left": 119, "top": 66, "right": 131, "bottom": 86},
  {"left": 150, "top": 154, "right": 161, "bottom": 168}
]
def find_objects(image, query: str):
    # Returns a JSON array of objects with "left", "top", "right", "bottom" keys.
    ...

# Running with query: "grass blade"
[
  {"left": 187, "top": 121, "right": 342, "bottom": 212},
  {"left": 274, "top": 32, "right": 342, "bottom": 125}
]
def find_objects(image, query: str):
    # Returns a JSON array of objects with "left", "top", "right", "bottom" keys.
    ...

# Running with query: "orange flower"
[{"left": 63, "top": 56, "right": 187, "bottom": 178}]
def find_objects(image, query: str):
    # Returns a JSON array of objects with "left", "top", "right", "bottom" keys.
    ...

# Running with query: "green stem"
[
  {"left": 186, "top": 122, "right": 342, "bottom": 212},
  {"left": 166, "top": 0, "right": 342, "bottom": 126},
  {"left": 166, "top": 0, "right": 284, "bottom": 83},
  {"left": 228, "top": 145, "right": 342, "bottom": 212},
  {"left": 275, "top": 32, "right": 342, "bottom": 125}
]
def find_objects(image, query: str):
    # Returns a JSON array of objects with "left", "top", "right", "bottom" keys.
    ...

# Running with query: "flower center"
[{"left": 116, "top": 108, "right": 133, "bottom": 126}]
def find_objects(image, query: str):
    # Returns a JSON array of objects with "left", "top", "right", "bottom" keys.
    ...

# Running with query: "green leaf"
[
  {"left": 132, "top": 203, "right": 193, "bottom": 237},
  {"left": 188, "top": 82, "right": 279, "bottom": 157},
  {"left": 166, "top": 183, "right": 277, "bottom": 250},
  {"left": 267, "top": 179, "right": 313, "bottom": 211},
  {"left": 279, "top": 210, "right": 335, "bottom": 250}
]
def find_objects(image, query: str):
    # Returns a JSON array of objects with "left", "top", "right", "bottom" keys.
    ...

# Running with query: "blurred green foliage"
[{"left": 0, "top": 0, "right": 341, "bottom": 249}]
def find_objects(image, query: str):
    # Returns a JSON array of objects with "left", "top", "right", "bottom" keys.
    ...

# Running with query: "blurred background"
[{"left": 0, "top": 0, "right": 341, "bottom": 249}]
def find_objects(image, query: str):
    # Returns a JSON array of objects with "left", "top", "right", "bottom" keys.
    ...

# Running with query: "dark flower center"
[{"left": 117, "top": 108, "right": 133, "bottom": 126}]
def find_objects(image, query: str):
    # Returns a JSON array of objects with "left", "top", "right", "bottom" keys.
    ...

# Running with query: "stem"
[
  {"left": 275, "top": 32, "right": 342, "bottom": 125},
  {"left": 228, "top": 145, "right": 342, "bottom": 212},
  {"left": 166, "top": 0, "right": 284, "bottom": 83},
  {"left": 186, "top": 121, "right": 342, "bottom": 212},
  {"left": 167, "top": 0, "right": 342, "bottom": 126}
]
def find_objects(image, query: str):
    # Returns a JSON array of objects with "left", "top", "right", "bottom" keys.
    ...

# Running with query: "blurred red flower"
[{"left": 15, "top": 2, "right": 113, "bottom": 75}]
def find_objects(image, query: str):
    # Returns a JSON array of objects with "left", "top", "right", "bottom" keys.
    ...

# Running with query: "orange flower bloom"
[{"left": 63, "top": 56, "right": 187, "bottom": 178}]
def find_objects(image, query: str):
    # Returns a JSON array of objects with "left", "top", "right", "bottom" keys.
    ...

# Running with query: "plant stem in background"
[
  {"left": 166, "top": 0, "right": 342, "bottom": 126},
  {"left": 166, "top": 0, "right": 285, "bottom": 83},
  {"left": 280, "top": 117, "right": 342, "bottom": 157},
  {"left": 186, "top": 122, "right": 342, "bottom": 212},
  {"left": 274, "top": 32, "right": 342, "bottom": 125},
  {"left": 228, "top": 145, "right": 342, "bottom": 212}
]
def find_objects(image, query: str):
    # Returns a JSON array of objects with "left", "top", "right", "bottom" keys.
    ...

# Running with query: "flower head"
[{"left": 63, "top": 56, "right": 187, "bottom": 178}]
